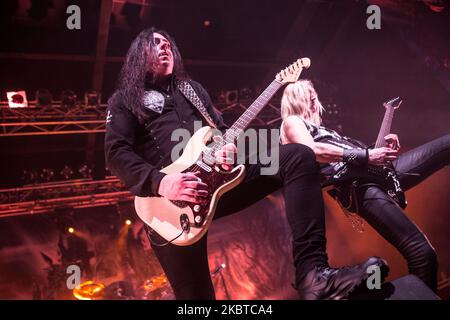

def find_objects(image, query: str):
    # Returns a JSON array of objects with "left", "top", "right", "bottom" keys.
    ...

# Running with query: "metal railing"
[{"left": 0, "top": 177, "right": 132, "bottom": 217}]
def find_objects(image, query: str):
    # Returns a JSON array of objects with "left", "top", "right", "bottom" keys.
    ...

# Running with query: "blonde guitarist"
[{"left": 280, "top": 79, "right": 450, "bottom": 293}]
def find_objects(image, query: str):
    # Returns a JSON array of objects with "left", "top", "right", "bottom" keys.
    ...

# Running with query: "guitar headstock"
[
  {"left": 275, "top": 57, "right": 311, "bottom": 85},
  {"left": 383, "top": 96, "right": 402, "bottom": 109}
]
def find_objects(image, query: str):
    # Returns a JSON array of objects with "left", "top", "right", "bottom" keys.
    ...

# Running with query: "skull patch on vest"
[{"left": 143, "top": 90, "right": 165, "bottom": 114}]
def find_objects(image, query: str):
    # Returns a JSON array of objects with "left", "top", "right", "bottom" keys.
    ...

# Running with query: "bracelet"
[{"left": 343, "top": 148, "right": 368, "bottom": 167}]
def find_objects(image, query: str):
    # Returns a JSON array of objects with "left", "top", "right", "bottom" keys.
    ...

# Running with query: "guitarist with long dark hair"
[
  {"left": 105, "top": 28, "right": 388, "bottom": 300},
  {"left": 280, "top": 79, "right": 450, "bottom": 293}
]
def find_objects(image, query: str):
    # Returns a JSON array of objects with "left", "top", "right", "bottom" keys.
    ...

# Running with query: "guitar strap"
[{"left": 176, "top": 80, "right": 218, "bottom": 129}]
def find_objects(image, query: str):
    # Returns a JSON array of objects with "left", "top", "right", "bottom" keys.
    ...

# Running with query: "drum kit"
[
  {"left": 138, "top": 274, "right": 171, "bottom": 300},
  {"left": 72, "top": 281, "right": 105, "bottom": 300},
  {"left": 72, "top": 274, "right": 172, "bottom": 300}
]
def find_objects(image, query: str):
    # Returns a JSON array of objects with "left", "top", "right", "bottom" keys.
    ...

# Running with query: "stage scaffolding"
[
  {"left": 0, "top": 178, "right": 132, "bottom": 218},
  {"left": 0, "top": 99, "right": 282, "bottom": 137},
  {"left": 0, "top": 102, "right": 108, "bottom": 136}
]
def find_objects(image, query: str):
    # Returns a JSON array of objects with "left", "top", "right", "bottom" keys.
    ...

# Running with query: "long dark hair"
[{"left": 115, "top": 27, "right": 188, "bottom": 122}]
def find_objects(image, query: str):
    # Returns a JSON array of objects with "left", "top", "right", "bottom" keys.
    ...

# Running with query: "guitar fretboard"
[
  {"left": 202, "top": 80, "right": 282, "bottom": 164},
  {"left": 375, "top": 105, "right": 395, "bottom": 148},
  {"left": 224, "top": 80, "right": 282, "bottom": 143}
]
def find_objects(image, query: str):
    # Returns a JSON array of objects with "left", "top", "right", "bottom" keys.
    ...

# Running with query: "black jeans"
[
  {"left": 147, "top": 143, "right": 328, "bottom": 299},
  {"left": 356, "top": 134, "right": 450, "bottom": 292}
]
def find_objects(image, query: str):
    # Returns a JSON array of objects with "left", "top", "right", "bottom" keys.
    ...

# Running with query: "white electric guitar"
[{"left": 135, "top": 57, "right": 311, "bottom": 246}]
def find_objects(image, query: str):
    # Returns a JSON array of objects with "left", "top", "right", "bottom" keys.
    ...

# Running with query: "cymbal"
[
  {"left": 73, "top": 280, "right": 105, "bottom": 300},
  {"left": 143, "top": 274, "right": 168, "bottom": 292}
]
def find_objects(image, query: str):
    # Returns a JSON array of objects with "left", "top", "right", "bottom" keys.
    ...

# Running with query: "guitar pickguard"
[{"left": 171, "top": 161, "right": 243, "bottom": 227}]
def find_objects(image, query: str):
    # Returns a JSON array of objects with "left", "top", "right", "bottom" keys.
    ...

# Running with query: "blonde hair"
[{"left": 280, "top": 80, "right": 324, "bottom": 125}]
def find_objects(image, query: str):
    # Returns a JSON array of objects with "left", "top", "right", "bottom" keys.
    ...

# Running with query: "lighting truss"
[
  {"left": 1, "top": 99, "right": 283, "bottom": 136},
  {"left": 0, "top": 178, "right": 132, "bottom": 217},
  {"left": 0, "top": 102, "right": 107, "bottom": 136}
]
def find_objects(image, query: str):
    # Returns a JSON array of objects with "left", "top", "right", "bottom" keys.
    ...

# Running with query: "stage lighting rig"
[
  {"left": 6, "top": 91, "right": 28, "bottom": 108},
  {"left": 84, "top": 90, "right": 100, "bottom": 108},
  {"left": 35, "top": 89, "right": 53, "bottom": 107},
  {"left": 60, "top": 165, "right": 74, "bottom": 180},
  {"left": 61, "top": 90, "right": 78, "bottom": 108}
]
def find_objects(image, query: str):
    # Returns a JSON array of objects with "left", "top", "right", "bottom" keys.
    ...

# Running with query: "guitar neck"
[
  {"left": 374, "top": 105, "right": 395, "bottom": 148},
  {"left": 223, "top": 80, "right": 283, "bottom": 144}
]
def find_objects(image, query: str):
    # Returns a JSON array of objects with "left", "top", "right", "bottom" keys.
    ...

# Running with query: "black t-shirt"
[{"left": 104, "top": 76, "right": 227, "bottom": 197}]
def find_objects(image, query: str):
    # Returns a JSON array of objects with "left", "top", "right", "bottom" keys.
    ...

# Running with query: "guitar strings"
[{"left": 183, "top": 80, "right": 281, "bottom": 175}]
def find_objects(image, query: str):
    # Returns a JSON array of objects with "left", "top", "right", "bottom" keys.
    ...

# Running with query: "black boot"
[{"left": 295, "top": 256, "right": 389, "bottom": 300}]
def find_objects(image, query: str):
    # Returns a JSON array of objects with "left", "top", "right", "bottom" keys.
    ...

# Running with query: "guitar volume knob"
[
  {"left": 193, "top": 205, "right": 201, "bottom": 212},
  {"left": 195, "top": 215, "right": 202, "bottom": 223}
]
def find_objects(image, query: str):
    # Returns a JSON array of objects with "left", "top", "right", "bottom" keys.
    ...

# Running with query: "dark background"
[
  {"left": 1, "top": 0, "right": 448, "bottom": 143},
  {"left": 0, "top": 0, "right": 449, "bottom": 300}
]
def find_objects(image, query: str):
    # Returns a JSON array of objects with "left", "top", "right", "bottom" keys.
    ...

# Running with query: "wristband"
[{"left": 343, "top": 148, "right": 368, "bottom": 167}]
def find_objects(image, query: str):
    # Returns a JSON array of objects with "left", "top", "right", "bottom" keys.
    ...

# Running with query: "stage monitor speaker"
[{"left": 350, "top": 275, "right": 440, "bottom": 300}]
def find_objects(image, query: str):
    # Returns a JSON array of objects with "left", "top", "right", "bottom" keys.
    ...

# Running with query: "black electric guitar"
[{"left": 322, "top": 97, "right": 407, "bottom": 212}]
